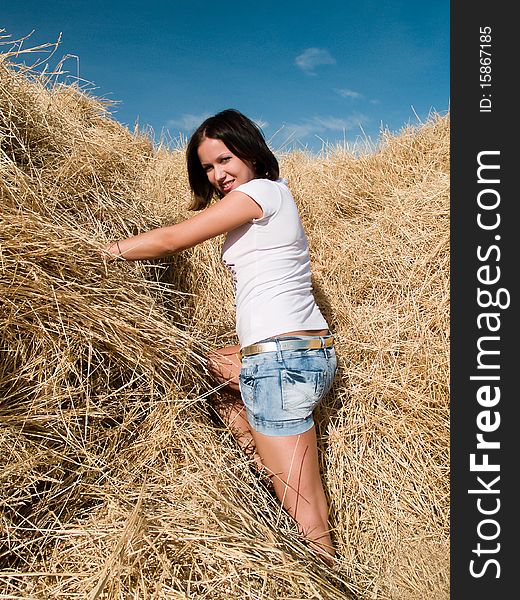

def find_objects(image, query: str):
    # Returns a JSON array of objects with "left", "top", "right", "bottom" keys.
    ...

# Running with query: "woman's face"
[{"left": 197, "top": 137, "right": 256, "bottom": 196}]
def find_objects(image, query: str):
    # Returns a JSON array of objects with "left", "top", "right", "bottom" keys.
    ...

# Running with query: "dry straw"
[{"left": 1, "top": 37, "right": 449, "bottom": 599}]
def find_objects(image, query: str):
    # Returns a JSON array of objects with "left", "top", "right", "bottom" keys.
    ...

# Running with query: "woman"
[{"left": 104, "top": 109, "right": 337, "bottom": 562}]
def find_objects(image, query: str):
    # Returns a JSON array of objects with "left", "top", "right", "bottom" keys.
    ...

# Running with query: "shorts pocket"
[
  {"left": 281, "top": 369, "right": 324, "bottom": 420},
  {"left": 240, "top": 366, "right": 282, "bottom": 423},
  {"left": 238, "top": 366, "right": 257, "bottom": 413}
]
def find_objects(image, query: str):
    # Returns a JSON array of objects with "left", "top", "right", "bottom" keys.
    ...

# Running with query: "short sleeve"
[{"left": 234, "top": 178, "right": 282, "bottom": 221}]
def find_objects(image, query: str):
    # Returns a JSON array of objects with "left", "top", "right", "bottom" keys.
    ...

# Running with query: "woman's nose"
[{"left": 213, "top": 164, "right": 225, "bottom": 181}]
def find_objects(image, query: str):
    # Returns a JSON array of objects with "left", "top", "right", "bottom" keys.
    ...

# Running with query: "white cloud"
[
  {"left": 279, "top": 113, "right": 369, "bottom": 146},
  {"left": 295, "top": 48, "right": 336, "bottom": 75},
  {"left": 166, "top": 113, "right": 268, "bottom": 134},
  {"left": 335, "top": 88, "right": 363, "bottom": 100},
  {"left": 166, "top": 112, "right": 211, "bottom": 131}
]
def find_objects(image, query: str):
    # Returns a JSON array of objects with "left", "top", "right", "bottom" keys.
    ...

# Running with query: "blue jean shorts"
[{"left": 238, "top": 336, "right": 337, "bottom": 437}]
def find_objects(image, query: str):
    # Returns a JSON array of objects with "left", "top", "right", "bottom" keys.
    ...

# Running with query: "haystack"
[{"left": 1, "top": 43, "right": 449, "bottom": 599}]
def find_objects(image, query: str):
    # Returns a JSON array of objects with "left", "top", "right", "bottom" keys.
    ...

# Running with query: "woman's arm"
[{"left": 103, "top": 191, "right": 262, "bottom": 261}]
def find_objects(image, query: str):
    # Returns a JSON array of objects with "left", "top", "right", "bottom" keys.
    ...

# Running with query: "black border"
[{"left": 451, "top": 2, "right": 516, "bottom": 597}]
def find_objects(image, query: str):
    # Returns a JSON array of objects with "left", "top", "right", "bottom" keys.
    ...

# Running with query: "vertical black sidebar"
[{"left": 451, "top": 2, "right": 516, "bottom": 598}]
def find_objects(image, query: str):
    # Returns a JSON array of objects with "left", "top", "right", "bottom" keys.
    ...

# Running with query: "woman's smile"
[{"left": 220, "top": 178, "right": 235, "bottom": 193}]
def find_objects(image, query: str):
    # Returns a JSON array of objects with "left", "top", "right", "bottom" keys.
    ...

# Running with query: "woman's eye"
[{"left": 221, "top": 156, "right": 231, "bottom": 163}]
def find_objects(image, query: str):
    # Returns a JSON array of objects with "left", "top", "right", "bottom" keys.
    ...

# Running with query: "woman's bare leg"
[
  {"left": 207, "top": 347, "right": 334, "bottom": 561},
  {"left": 206, "top": 345, "right": 262, "bottom": 469},
  {"left": 206, "top": 345, "right": 242, "bottom": 393},
  {"left": 250, "top": 426, "right": 335, "bottom": 563}
]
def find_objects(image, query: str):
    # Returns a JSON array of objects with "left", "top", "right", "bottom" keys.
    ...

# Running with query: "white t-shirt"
[{"left": 222, "top": 178, "right": 328, "bottom": 348}]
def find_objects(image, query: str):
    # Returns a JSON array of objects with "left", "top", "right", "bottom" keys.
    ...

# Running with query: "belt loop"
[{"left": 275, "top": 338, "right": 283, "bottom": 362}]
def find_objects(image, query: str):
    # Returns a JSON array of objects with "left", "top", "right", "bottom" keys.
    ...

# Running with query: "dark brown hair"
[{"left": 186, "top": 109, "right": 279, "bottom": 210}]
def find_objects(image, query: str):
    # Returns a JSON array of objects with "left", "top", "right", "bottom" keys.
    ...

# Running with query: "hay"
[{"left": 1, "top": 43, "right": 449, "bottom": 599}]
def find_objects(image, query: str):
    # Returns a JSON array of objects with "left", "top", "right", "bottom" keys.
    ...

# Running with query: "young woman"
[{"left": 104, "top": 109, "right": 338, "bottom": 562}]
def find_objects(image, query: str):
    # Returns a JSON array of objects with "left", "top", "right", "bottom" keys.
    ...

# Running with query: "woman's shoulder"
[
  {"left": 234, "top": 178, "right": 290, "bottom": 219},
  {"left": 239, "top": 177, "right": 286, "bottom": 189},
  {"left": 237, "top": 177, "right": 290, "bottom": 198}
]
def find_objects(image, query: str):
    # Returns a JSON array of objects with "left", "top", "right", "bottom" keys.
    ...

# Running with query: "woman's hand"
[
  {"left": 102, "top": 229, "right": 173, "bottom": 262},
  {"left": 101, "top": 241, "right": 124, "bottom": 262}
]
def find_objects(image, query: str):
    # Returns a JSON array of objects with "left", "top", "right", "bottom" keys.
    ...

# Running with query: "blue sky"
[{"left": 3, "top": 0, "right": 449, "bottom": 153}]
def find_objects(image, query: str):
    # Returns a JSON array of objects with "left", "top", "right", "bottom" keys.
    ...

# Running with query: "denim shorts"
[{"left": 238, "top": 336, "right": 337, "bottom": 436}]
